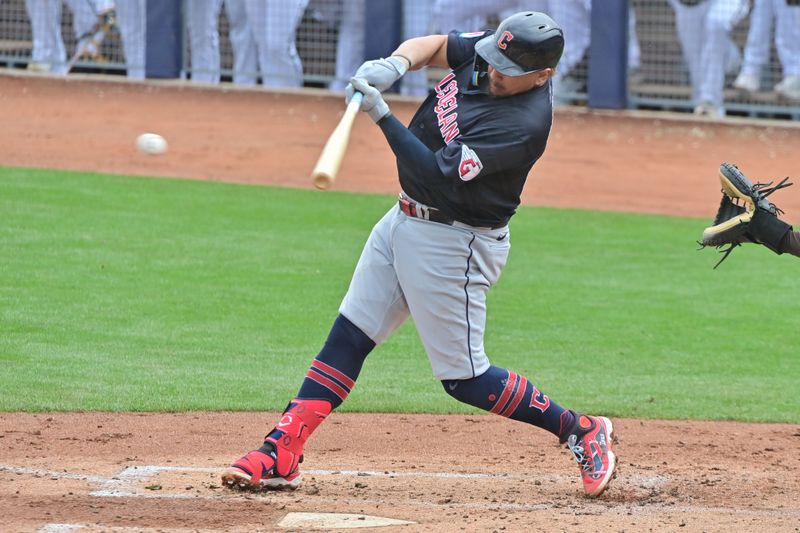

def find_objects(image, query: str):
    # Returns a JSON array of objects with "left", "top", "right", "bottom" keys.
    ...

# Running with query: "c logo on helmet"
[{"left": 497, "top": 31, "right": 514, "bottom": 50}]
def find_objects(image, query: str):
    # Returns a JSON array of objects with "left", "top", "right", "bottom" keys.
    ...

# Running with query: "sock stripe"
[
  {"left": 308, "top": 366, "right": 353, "bottom": 395},
  {"left": 305, "top": 369, "right": 349, "bottom": 401},
  {"left": 489, "top": 371, "right": 518, "bottom": 415},
  {"left": 500, "top": 376, "right": 528, "bottom": 418},
  {"left": 312, "top": 359, "right": 355, "bottom": 389}
]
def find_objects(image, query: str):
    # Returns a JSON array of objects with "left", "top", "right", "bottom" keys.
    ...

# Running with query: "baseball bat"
[
  {"left": 311, "top": 92, "right": 363, "bottom": 190},
  {"left": 66, "top": 7, "right": 116, "bottom": 73}
]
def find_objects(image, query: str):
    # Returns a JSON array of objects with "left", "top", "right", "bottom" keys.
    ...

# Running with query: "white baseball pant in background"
[
  {"left": 184, "top": 0, "right": 257, "bottom": 84},
  {"left": 242, "top": 0, "right": 308, "bottom": 87},
  {"left": 225, "top": 0, "right": 259, "bottom": 85},
  {"left": 186, "top": 0, "right": 223, "bottom": 83},
  {"left": 26, "top": 0, "right": 113, "bottom": 74},
  {"left": 115, "top": 0, "right": 146, "bottom": 79},
  {"left": 668, "top": 0, "right": 749, "bottom": 112},
  {"left": 739, "top": 0, "right": 800, "bottom": 80}
]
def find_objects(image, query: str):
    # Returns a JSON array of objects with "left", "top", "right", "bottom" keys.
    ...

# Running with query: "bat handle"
[{"left": 348, "top": 91, "right": 364, "bottom": 110}]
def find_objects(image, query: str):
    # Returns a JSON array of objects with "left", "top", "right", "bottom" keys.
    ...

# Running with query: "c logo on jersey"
[
  {"left": 497, "top": 31, "right": 514, "bottom": 50},
  {"left": 459, "top": 144, "right": 483, "bottom": 181}
]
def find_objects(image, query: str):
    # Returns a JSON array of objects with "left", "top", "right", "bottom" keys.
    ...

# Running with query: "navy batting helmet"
[{"left": 474, "top": 12, "right": 564, "bottom": 76}]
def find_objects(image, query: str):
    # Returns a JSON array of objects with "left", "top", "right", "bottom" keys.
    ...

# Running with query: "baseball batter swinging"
[{"left": 222, "top": 11, "right": 617, "bottom": 498}]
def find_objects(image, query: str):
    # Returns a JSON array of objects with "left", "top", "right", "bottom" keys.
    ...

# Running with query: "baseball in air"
[{"left": 136, "top": 133, "right": 168, "bottom": 155}]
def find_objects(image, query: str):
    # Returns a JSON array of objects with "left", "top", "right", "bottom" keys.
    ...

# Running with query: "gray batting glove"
[
  {"left": 356, "top": 56, "right": 408, "bottom": 91},
  {"left": 344, "top": 56, "right": 408, "bottom": 103},
  {"left": 350, "top": 78, "right": 390, "bottom": 123}
]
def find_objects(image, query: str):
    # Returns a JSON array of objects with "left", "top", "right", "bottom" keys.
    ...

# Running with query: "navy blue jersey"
[{"left": 399, "top": 30, "right": 554, "bottom": 228}]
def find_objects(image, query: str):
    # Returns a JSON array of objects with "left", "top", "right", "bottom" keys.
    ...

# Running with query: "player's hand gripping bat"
[{"left": 311, "top": 92, "right": 363, "bottom": 190}]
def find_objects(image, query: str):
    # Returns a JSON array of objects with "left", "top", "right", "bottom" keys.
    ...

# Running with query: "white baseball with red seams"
[{"left": 136, "top": 133, "right": 168, "bottom": 155}]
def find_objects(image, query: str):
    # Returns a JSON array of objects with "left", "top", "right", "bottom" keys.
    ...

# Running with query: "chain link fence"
[{"left": 1, "top": 0, "right": 798, "bottom": 118}]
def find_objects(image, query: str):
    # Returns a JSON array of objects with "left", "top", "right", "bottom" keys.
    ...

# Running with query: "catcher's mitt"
[{"left": 700, "top": 163, "right": 793, "bottom": 268}]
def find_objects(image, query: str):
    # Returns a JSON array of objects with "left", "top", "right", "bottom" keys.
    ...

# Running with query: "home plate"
[{"left": 277, "top": 512, "right": 414, "bottom": 529}]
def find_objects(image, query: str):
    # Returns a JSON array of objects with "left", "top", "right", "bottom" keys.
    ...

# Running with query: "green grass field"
[{"left": 1, "top": 167, "right": 797, "bottom": 422}]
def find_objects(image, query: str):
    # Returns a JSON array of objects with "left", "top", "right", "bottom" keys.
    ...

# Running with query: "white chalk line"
[
  {"left": 1, "top": 462, "right": 669, "bottom": 508},
  {"left": 0, "top": 465, "right": 109, "bottom": 483},
  {"left": 88, "top": 465, "right": 582, "bottom": 498},
  {"left": 2, "top": 462, "right": 667, "bottom": 498},
  {"left": 38, "top": 525, "right": 150, "bottom": 533},
  {"left": 28, "top": 462, "right": 795, "bottom": 518},
  {"left": 8, "top": 463, "right": 798, "bottom": 527}
]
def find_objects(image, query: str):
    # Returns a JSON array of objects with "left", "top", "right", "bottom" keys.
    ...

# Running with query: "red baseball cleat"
[
  {"left": 222, "top": 399, "right": 331, "bottom": 491},
  {"left": 563, "top": 414, "right": 617, "bottom": 497},
  {"left": 221, "top": 439, "right": 302, "bottom": 491}
]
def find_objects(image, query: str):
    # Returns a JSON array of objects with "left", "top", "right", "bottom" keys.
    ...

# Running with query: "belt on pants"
[
  {"left": 398, "top": 193, "right": 455, "bottom": 226},
  {"left": 397, "top": 193, "right": 506, "bottom": 230}
]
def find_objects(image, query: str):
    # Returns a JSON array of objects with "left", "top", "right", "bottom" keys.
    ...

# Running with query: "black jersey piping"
[{"left": 463, "top": 233, "right": 477, "bottom": 378}]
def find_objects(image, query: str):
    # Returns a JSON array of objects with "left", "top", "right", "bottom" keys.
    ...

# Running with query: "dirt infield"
[
  {"left": 1, "top": 72, "right": 800, "bottom": 532},
  {"left": 1, "top": 413, "right": 799, "bottom": 532}
]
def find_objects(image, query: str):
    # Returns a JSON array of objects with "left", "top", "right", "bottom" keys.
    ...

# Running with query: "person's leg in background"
[
  {"left": 733, "top": 0, "right": 772, "bottom": 93},
  {"left": 245, "top": 0, "right": 309, "bottom": 87},
  {"left": 25, "top": 0, "right": 66, "bottom": 73},
  {"left": 548, "top": 0, "right": 591, "bottom": 78},
  {"left": 186, "top": 0, "right": 223, "bottom": 83},
  {"left": 400, "top": 0, "right": 431, "bottom": 97},
  {"left": 628, "top": 5, "right": 642, "bottom": 81},
  {"left": 115, "top": 0, "right": 146, "bottom": 79},
  {"left": 695, "top": 0, "right": 749, "bottom": 115},
  {"left": 224, "top": 0, "right": 258, "bottom": 85},
  {"left": 431, "top": 0, "right": 494, "bottom": 32},
  {"left": 667, "top": 0, "right": 710, "bottom": 112},
  {"left": 499, "top": 0, "right": 549, "bottom": 21},
  {"left": 330, "top": 0, "right": 363, "bottom": 91},
  {"left": 547, "top": 0, "right": 590, "bottom": 104},
  {"left": 772, "top": 0, "right": 800, "bottom": 99}
]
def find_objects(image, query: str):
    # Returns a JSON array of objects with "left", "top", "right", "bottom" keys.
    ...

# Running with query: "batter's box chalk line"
[
  {"left": 9, "top": 463, "right": 799, "bottom": 528},
  {"left": 2, "top": 462, "right": 670, "bottom": 500}
]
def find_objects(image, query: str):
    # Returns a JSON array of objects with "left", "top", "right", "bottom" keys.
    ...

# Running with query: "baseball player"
[
  {"left": 732, "top": 0, "right": 800, "bottom": 100},
  {"left": 222, "top": 11, "right": 617, "bottom": 499},
  {"left": 667, "top": 0, "right": 750, "bottom": 118}
]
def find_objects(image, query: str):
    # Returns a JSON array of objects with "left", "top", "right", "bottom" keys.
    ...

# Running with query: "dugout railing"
[{"left": 1, "top": 0, "right": 798, "bottom": 120}]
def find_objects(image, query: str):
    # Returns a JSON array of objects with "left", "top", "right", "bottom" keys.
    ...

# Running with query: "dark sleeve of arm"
[
  {"left": 377, "top": 113, "right": 444, "bottom": 179},
  {"left": 446, "top": 29, "right": 492, "bottom": 68}
]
